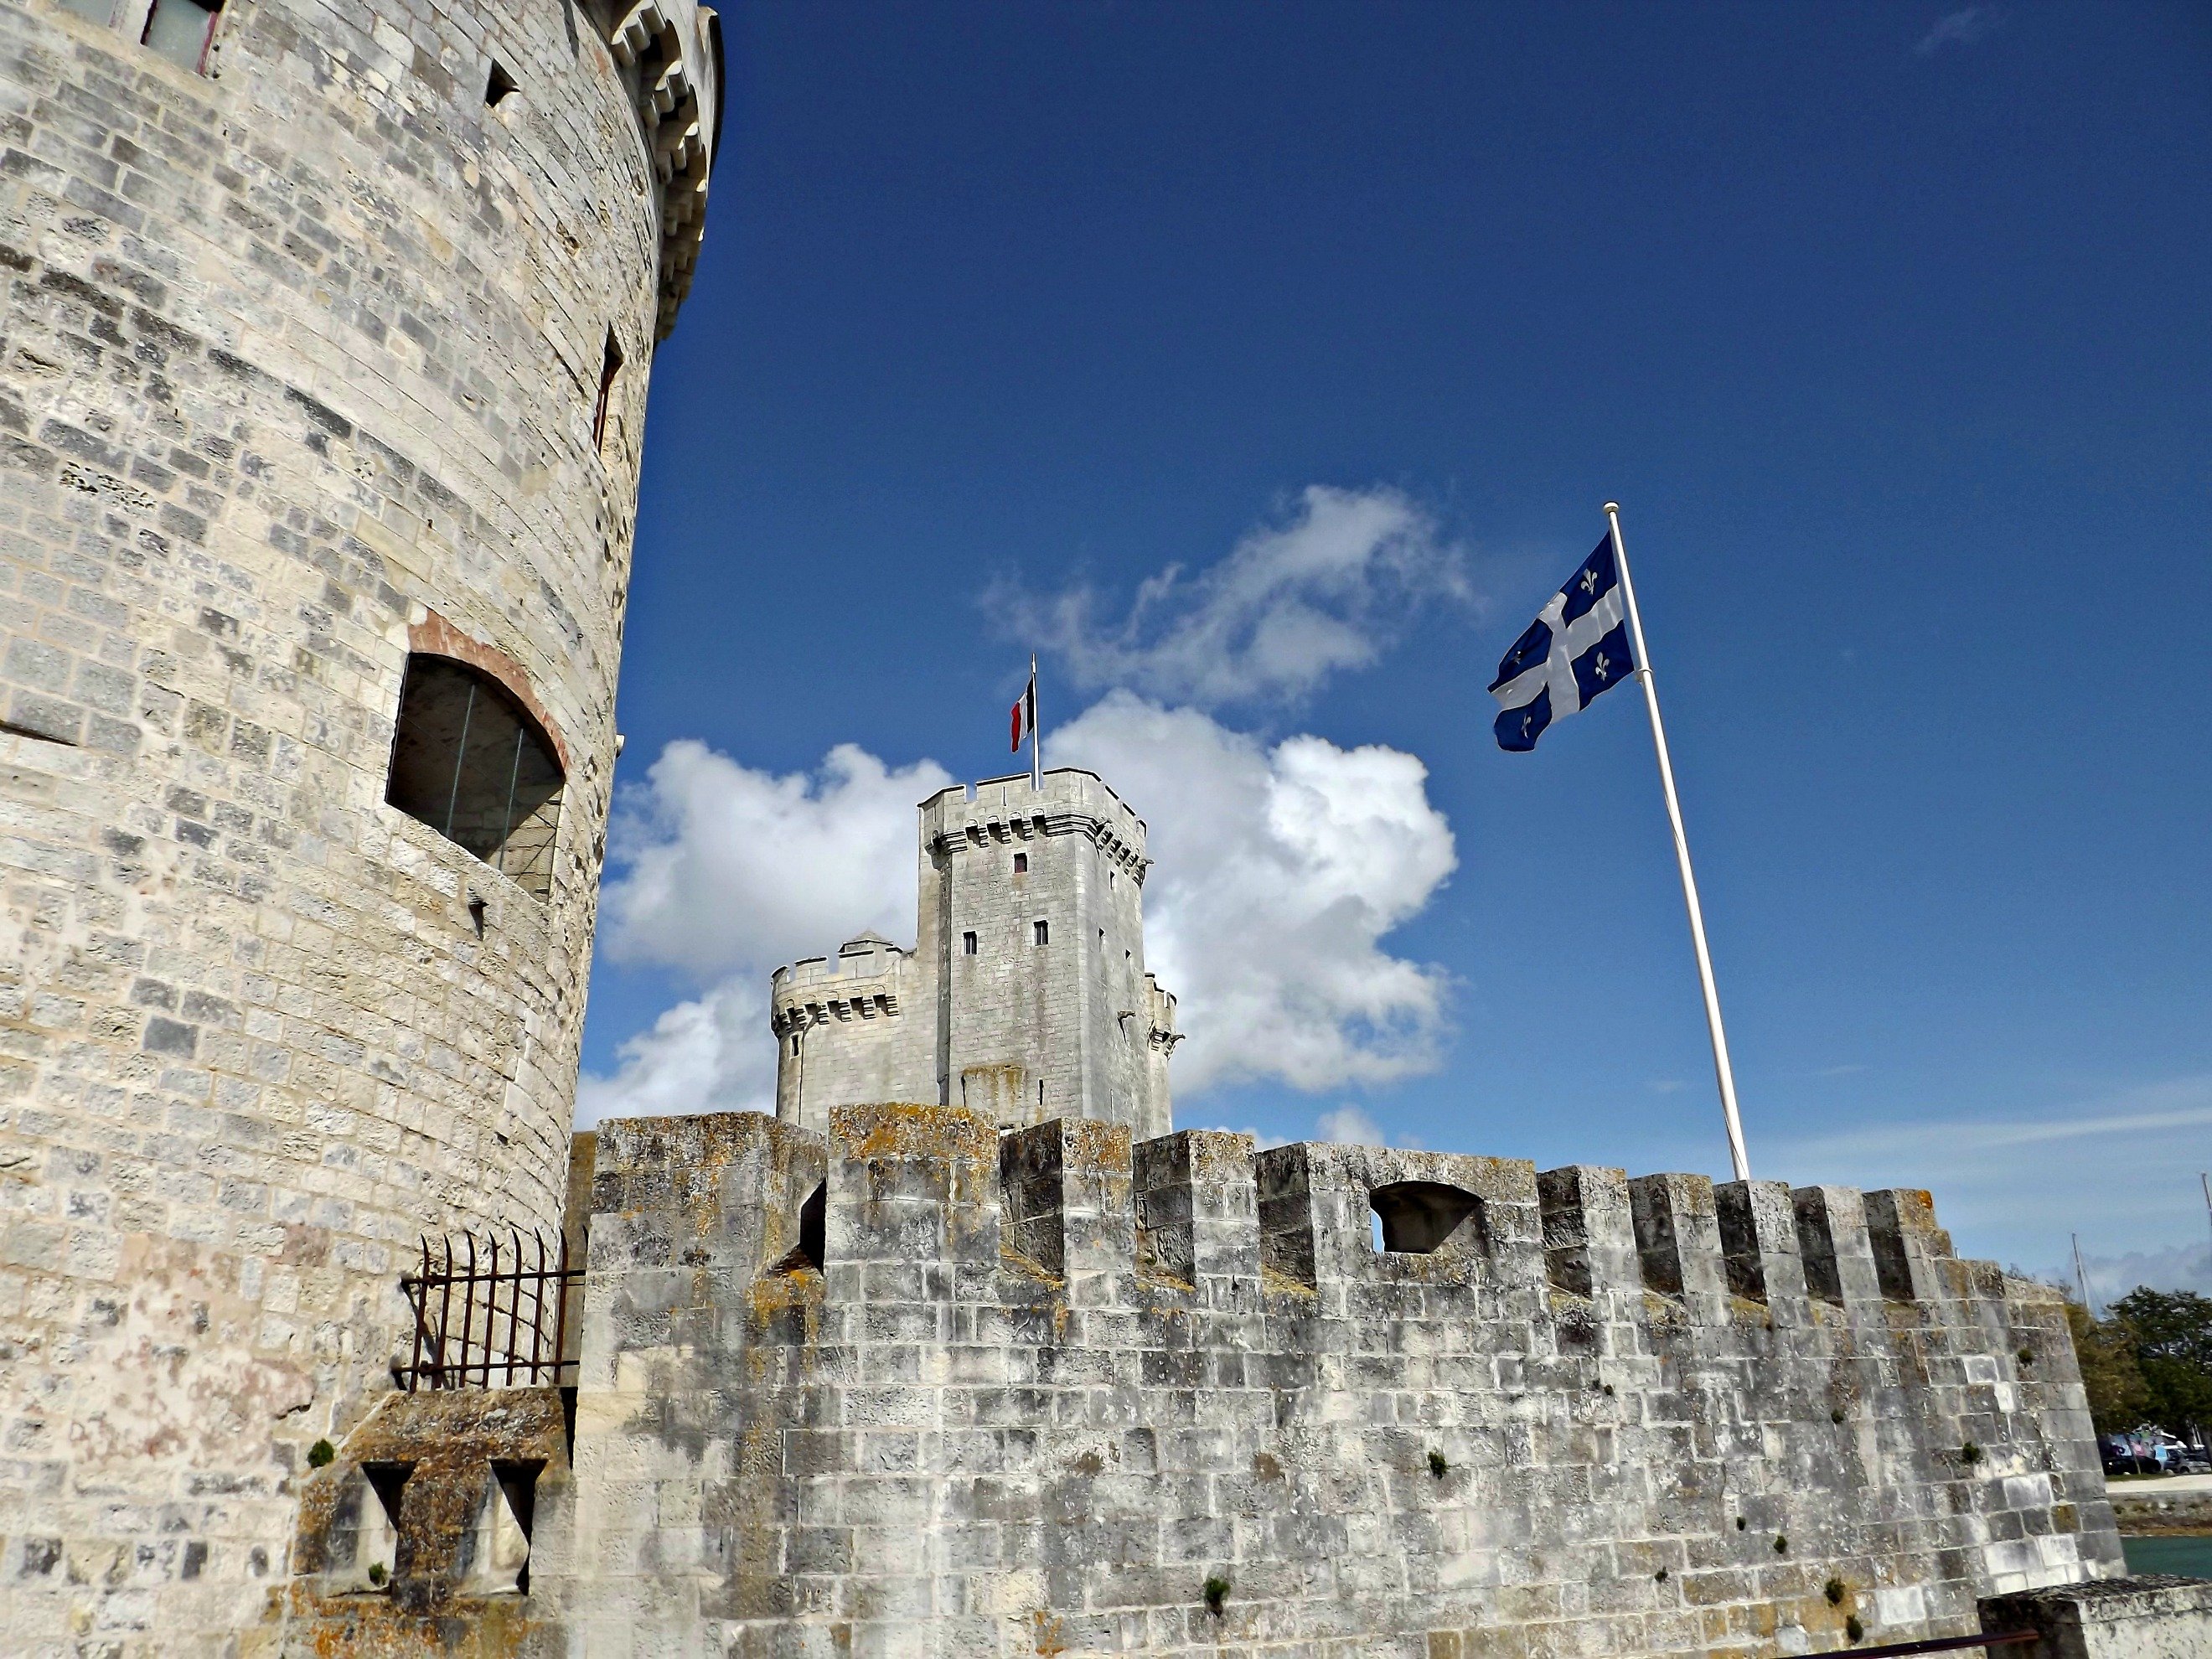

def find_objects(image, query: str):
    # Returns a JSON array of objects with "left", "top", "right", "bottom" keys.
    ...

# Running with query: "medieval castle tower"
[
  {"left": 772, "top": 768, "right": 1180, "bottom": 1140},
  {"left": 0, "top": 0, "right": 717, "bottom": 1647},
  {"left": 0, "top": 3, "right": 2177, "bottom": 1654}
]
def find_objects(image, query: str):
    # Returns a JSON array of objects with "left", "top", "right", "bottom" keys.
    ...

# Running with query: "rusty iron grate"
[{"left": 397, "top": 1229, "right": 583, "bottom": 1392}]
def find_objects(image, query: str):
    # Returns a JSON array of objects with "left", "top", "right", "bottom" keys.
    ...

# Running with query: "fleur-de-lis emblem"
[
  {"left": 1593, "top": 651, "right": 1611, "bottom": 680},
  {"left": 1580, "top": 567, "right": 1600, "bottom": 593}
]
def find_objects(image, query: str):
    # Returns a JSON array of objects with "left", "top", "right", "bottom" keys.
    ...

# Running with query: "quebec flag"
[{"left": 1489, "top": 535, "right": 1636, "bottom": 751}]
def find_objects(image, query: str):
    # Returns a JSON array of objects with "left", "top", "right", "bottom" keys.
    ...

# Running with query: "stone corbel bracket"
[{"left": 609, "top": 0, "right": 720, "bottom": 339}]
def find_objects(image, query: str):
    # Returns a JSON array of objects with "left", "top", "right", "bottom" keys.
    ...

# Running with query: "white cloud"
[
  {"left": 995, "top": 485, "right": 1467, "bottom": 708},
  {"left": 579, "top": 743, "right": 954, "bottom": 1125},
  {"left": 1051, "top": 690, "right": 1457, "bottom": 1095},
  {"left": 577, "top": 979, "right": 771, "bottom": 1125},
  {"left": 599, "top": 740, "right": 953, "bottom": 979},
  {"left": 1315, "top": 1105, "right": 1388, "bottom": 1146},
  {"left": 1915, "top": 7, "right": 1999, "bottom": 55},
  {"left": 582, "top": 695, "right": 1459, "bottom": 1124}
]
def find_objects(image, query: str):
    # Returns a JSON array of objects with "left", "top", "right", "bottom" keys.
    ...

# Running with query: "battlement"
[
  {"left": 564, "top": 1102, "right": 2121, "bottom": 1655},
  {"left": 590, "top": 1103, "right": 2014, "bottom": 1323},
  {"left": 921, "top": 767, "right": 1150, "bottom": 879},
  {"left": 770, "top": 931, "right": 917, "bottom": 1026},
  {"left": 603, "top": 0, "right": 723, "bottom": 335}
]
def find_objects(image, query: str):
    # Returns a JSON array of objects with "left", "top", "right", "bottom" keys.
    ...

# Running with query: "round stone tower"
[{"left": 0, "top": 0, "right": 716, "bottom": 1646}]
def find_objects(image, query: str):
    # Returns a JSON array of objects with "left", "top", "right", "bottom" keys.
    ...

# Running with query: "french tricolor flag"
[{"left": 1010, "top": 667, "right": 1036, "bottom": 753}]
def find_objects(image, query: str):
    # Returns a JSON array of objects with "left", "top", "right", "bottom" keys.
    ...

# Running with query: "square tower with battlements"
[{"left": 772, "top": 767, "right": 1178, "bottom": 1136}]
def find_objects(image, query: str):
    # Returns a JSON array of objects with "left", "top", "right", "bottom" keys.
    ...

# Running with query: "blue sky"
[{"left": 582, "top": 3, "right": 2212, "bottom": 1296}]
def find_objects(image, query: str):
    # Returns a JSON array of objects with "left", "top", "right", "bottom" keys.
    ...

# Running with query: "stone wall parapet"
[{"left": 552, "top": 1101, "right": 2125, "bottom": 1654}]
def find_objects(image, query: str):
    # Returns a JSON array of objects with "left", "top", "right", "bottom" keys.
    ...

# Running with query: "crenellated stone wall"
[{"left": 535, "top": 1104, "right": 2125, "bottom": 1657}]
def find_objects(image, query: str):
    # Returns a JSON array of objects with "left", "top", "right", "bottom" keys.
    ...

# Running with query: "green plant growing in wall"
[
  {"left": 308, "top": 1439, "right": 334, "bottom": 1469},
  {"left": 367, "top": 1563, "right": 386, "bottom": 1587},
  {"left": 1824, "top": 1577, "right": 1847, "bottom": 1606},
  {"left": 1959, "top": 1440, "right": 1985, "bottom": 1468},
  {"left": 1773, "top": 1534, "right": 1788, "bottom": 1554},
  {"left": 1428, "top": 1450, "right": 1448, "bottom": 1479},
  {"left": 1846, "top": 1614, "right": 1866, "bottom": 1643},
  {"left": 1202, "top": 1575, "right": 1230, "bottom": 1616}
]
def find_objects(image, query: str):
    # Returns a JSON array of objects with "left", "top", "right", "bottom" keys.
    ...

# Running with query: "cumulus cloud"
[
  {"left": 598, "top": 740, "right": 953, "bottom": 979},
  {"left": 576, "top": 979, "right": 771, "bottom": 1125},
  {"left": 1915, "top": 7, "right": 1999, "bottom": 54},
  {"left": 1051, "top": 691, "right": 1456, "bottom": 1094},
  {"left": 581, "top": 697, "right": 1458, "bottom": 1124},
  {"left": 583, "top": 488, "right": 1467, "bottom": 1126},
  {"left": 994, "top": 485, "right": 1467, "bottom": 709},
  {"left": 579, "top": 743, "right": 953, "bottom": 1124}
]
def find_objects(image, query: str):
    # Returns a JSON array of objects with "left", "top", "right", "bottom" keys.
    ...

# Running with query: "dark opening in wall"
[
  {"left": 486, "top": 59, "right": 517, "bottom": 107},
  {"left": 1012, "top": 851, "right": 1027, "bottom": 873},
  {"left": 797, "top": 1183, "right": 825, "bottom": 1270},
  {"left": 1369, "top": 1181, "right": 1484, "bottom": 1255},
  {"left": 477, "top": 1461, "right": 540, "bottom": 1594},
  {"left": 592, "top": 329, "right": 624, "bottom": 453},
  {"left": 1033, "top": 919, "right": 1049, "bottom": 946},
  {"left": 140, "top": 0, "right": 222, "bottom": 72},
  {"left": 350, "top": 1461, "right": 411, "bottom": 1589},
  {"left": 962, "top": 931, "right": 978, "bottom": 955},
  {"left": 386, "top": 655, "right": 565, "bottom": 902}
]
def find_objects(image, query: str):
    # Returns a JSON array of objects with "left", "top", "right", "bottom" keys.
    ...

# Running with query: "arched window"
[{"left": 386, "top": 655, "right": 565, "bottom": 901}]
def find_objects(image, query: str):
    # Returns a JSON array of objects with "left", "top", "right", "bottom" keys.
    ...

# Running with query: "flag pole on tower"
[
  {"left": 1012, "top": 658, "right": 1040, "bottom": 789},
  {"left": 1605, "top": 501, "right": 1751, "bottom": 1184}
]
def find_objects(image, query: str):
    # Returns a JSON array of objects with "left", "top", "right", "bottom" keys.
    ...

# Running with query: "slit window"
[
  {"left": 486, "top": 59, "right": 517, "bottom": 107},
  {"left": 386, "top": 655, "right": 565, "bottom": 902},
  {"left": 592, "top": 329, "right": 624, "bottom": 454},
  {"left": 1012, "top": 852, "right": 1027, "bottom": 873},
  {"left": 1033, "top": 919, "right": 1048, "bottom": 946},
  {"left": 473, "top": 1462, "right": 539, "bottom": 1594},
  {"left": 962, "top": 931, "right": 977, "bottom": 956},
  {"left": 142, "top": 0, "right": 222, "bottom": 71}
]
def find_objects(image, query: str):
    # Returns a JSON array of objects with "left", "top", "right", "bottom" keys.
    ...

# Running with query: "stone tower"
[
  {"left": 0, "top": 0, "right": 716, "bottom": 1648},
  {"left": 772, "top": 767, "right": 1179, "bottom": 1138}
]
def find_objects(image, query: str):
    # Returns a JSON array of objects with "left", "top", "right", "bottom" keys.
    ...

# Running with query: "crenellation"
[{"left": 526, "top": 1104, "right": 2123, "bottom": 1653}]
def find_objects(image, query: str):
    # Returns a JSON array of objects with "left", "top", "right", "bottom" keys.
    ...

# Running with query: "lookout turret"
[{"left": 772, "top": 768, "right": 1178, "bottom": 1137}]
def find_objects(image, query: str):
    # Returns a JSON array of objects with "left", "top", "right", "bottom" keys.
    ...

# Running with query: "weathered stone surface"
[
  {"left": 773, "top": 771, "right": 1179, "bottom": 1139},
  {"left": 541, "top": 1105, "right": 2127, "bottom": 1656},
  {"left": 0, "top": 0, "right": 716, "bottom": 1649},
  {"left": 1982, "top": 1575, "right": 2212, "bottom": 1658}
]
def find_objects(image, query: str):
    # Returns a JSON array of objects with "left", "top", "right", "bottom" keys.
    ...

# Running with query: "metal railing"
[
  {"left": 1844, "top": 1631, "right": 2038, "bottom": 1657},
  {"left": 397, "top": 1229, "right": 582, "bottom": 1392}
]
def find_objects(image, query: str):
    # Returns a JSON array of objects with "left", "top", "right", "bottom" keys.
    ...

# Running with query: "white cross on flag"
[{"left": 1488, "top": 535, "right": 1636, "bottom": 751}]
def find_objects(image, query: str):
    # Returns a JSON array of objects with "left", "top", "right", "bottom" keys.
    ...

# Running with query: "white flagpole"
[
  {"left": 1605, "top": 501, "right": 1751, "bottom": 1184},
  {"left": 1030, "top": 654, "right": 1041, "bottom": 791}
]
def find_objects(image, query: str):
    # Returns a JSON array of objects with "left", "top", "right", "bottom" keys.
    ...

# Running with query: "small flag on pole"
[
  {"left": 1487, "top": 536, "right": 1636, "bottom": 752},
  {"left": 1010, "top": 666, "right": 1036, "bottom": 754}
]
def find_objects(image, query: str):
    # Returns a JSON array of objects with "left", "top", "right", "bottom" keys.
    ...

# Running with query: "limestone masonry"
[
  {"left": 773, "top": 768, "right": 1178, "bottom": 1141},
  {"left": 0, "top": 0, "right": 2166, "bottom": 1653},
  {"left": 0, "top": 0, "right": 716, "bottom": 1649}
]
